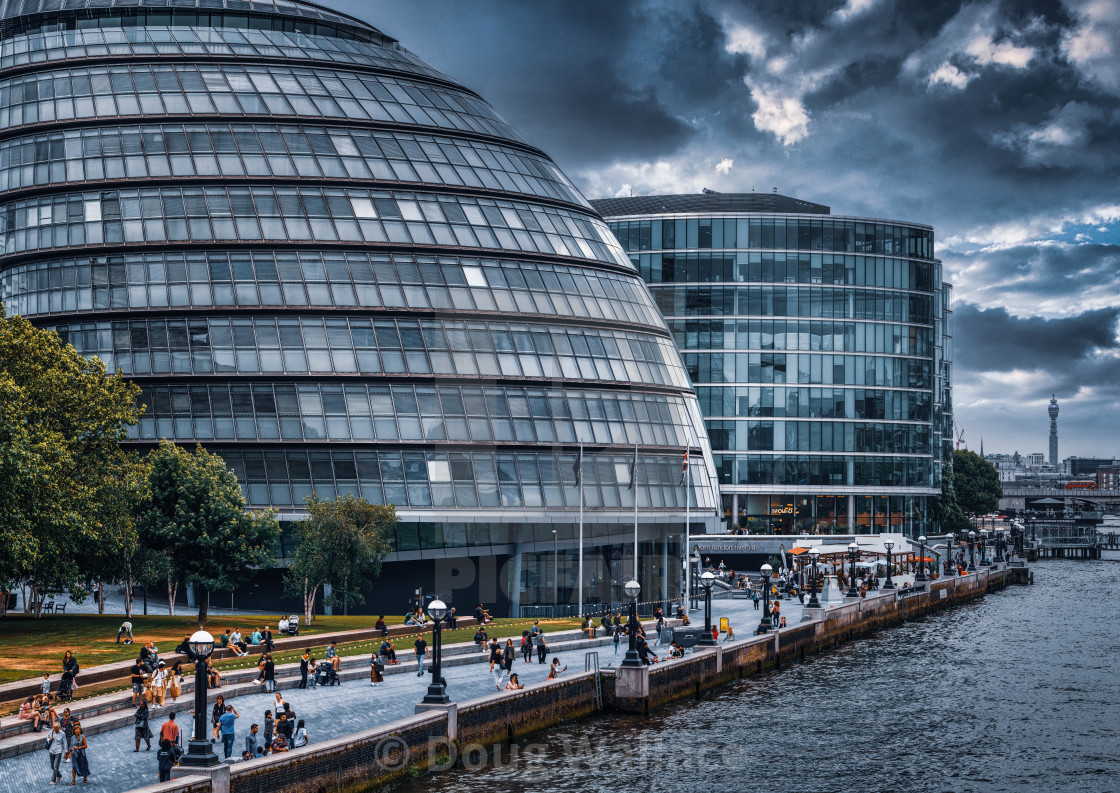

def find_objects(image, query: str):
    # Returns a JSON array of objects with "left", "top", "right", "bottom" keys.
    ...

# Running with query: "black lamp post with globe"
[
  {"left": 968, "top": 530, "right": 977, "bottom": 571},
  {"left": 845, "top": 542, "right": 860, "bottom": 597},
  {"left": 915, "top": 536, "right": 929, "bottom": 582},
  {"left": 180, "top": 630, "right": 219, "bottom": 768},
  {"left": 759, "top": 563, "right": 773, "bottom": 633},
  {"left": 807, "top": 547, "right": 823, "bottom": 607},
  {"left": 882, "top": 540, "right": 896, "bottom": 590},
  {"left": 621, "top": 579, "right": 643, "bottom": 667},
  {"left": 421, "top": 598, "right": 449, "bottom": 705},
  {"left": 699, "top": 571, "right": 717, "bottom": 646}
]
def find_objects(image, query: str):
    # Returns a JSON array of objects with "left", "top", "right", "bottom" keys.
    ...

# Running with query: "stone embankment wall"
[{"left": 144, "top": 566, "right": 1021, "bottom": 793}]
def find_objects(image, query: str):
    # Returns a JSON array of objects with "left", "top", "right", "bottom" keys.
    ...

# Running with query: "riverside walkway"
[
  {"left": 0, "top": 575, "right": 926, "bottom": 793},
  {"left": 0, "top": 623, "right": 657, "bottom": 792}
]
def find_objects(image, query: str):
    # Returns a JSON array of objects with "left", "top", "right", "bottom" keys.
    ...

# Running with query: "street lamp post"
[
  {"left": 805, "top": 547, "right": 823, "bottom": 608},
  {"left": 699, "top": 571, "right": 717, "bottom": 646},
  {"left": 621, "top": 579, "right": 643, "bottom": 667},
  {"left": 968, "top": 530, "right": 977, "bottom": 571},
  {"left": 914, "top": 536, "right": 929, "bottom": 582},
  {"left": 845, "top": 542, "right": 860, "bottom": 597},
  {"left": 945, "top": 534, "right": 954, "bottom": 576},
  {"left": 759, "top": 563, "right": 772, "bottom": 633},
  {"left": 180, "top": 630, "right": 218, "bottom": 768},
  {"left": 552, "top": 530, "right": 558, "bottom": 608},
  {"left": 421, "top": 598, "right": 449, "bottom": 704},
  {"left": 979, "top": 530, "right": 990, "bottom": 567},
  {"left": 882, "top": 540, "right": 896, "bottom": 590}
]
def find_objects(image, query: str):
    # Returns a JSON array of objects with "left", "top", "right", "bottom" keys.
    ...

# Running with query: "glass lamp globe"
[
  {"left": 427, "top": 598, "right": 447, "bottom": 621},
  {"left": 188, "top": 630, "right": 215, "bottom": 659},
  {"left": 624, "top": 579, "right": 641, "bottom": 600},
  {"left": 700, "top": 570, "right": 716, "bottom": 590}
]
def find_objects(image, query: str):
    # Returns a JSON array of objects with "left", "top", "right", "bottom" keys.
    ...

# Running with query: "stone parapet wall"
[
  {"left": 457, "top": 673, "right": 598, "bottom": 747},
  {"left": 229, "top": 711, "right": 446, "bottom": 793}
]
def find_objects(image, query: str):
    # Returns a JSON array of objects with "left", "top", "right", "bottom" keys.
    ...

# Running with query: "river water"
[{"left": 400, "top": 559, "right": 1120, "bottom": 793}]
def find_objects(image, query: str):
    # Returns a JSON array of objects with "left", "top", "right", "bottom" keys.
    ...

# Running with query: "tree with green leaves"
[
  {"left": 0, "top": 310, "right": 141, "bottom": 617},
  {"left": 952, "top": 449, "right": 1003, "bottom": 518},
  {"left": 138, "top": 441, "right": 279, "bottom": 626},
  {"left": 86, "top": 451, "right": 153, "bottom": 617},
  {"left": 284, "top": 494, "right": 395, "bottom": 623}
]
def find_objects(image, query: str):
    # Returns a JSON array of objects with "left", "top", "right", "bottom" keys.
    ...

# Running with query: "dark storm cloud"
[
  {"left": 343, "top": 0, "right": 1119, "bottom": 454},
  {"left": 953, "top": 303, "right": 1120, "bottom": 373},
  {"left": 949, "top": 243, "right": 1120, "bottom": 311}
]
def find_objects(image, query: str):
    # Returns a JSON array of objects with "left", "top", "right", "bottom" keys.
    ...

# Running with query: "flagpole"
[
  {"left": 577, "top": 442, "right": 584, "bottom": 621},
  {"left": 685, "top": 446, "right": 691, "bottom": 612},
  {"left": 632, "top": 441, "right": 639, "bottom": 582}
]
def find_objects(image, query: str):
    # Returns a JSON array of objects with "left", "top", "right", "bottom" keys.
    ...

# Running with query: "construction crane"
[{"left": 955, "top": 422, "right": 966, "bottom": 450}]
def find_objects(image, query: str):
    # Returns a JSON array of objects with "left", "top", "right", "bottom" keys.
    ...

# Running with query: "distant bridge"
[{"left": 1000, "top": 488, "right": 1120, "bottom": 512}]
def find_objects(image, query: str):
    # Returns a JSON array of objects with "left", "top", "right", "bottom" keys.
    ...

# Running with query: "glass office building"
[
  {"left": 0, "top": 0, "right": 718, "bottom": 614},
  {"left": 593, "top": 193, "right": 953, "bottom": 536}
]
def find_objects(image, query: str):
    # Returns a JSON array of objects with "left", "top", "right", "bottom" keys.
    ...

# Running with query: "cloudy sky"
[{"left": 346, "top": 0, "right": 1120, "bottom": 459}]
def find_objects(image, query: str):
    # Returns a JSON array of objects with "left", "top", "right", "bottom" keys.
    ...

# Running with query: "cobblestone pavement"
[{"left": 2, "top": 581, "right": 888, "bottom": 793}]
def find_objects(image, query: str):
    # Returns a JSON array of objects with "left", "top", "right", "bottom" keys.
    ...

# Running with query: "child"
[{"left": 41, "top": 673, "right": 51, "bottom": 697}]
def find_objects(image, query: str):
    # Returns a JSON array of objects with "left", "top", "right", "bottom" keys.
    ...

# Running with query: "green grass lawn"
[{"left": 0, "top": 613, "right": 583, "bottom": 685}]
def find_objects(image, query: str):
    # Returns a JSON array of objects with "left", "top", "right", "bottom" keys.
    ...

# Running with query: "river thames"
[{"left": 402, "top": 559, "right": 1120, "bottom": 793}]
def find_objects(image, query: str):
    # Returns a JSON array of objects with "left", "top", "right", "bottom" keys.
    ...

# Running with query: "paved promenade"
[{"left": 0, "top": 578, "right": 880, "bottom": 793}]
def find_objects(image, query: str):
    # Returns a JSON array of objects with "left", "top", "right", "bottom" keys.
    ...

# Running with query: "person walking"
[
  {"left": 752, "top": 589, "right": 760, "bottom": 610},
  {"left": 210, "top": 696, "right": 225, "bottom": 743},
  {"left": 613, "top": 628, "right": 621, "bottom": 656},
  {"left": 370, "top": 651, "right": 384, "bottom": 687},
  {"left": 298, "top": 652, "right": 309, "bottom": 689},
  {"left": 129, "top": 658, "right": 144, "bottom": 707},
  {"left": 158, "top": 712, "right": 179, "bottom": 749},
  {"left": 263, "top": 654, "right": 276, "bottom": 693},
  {"left": 150, "top": 662, "right": 167, "bottom": 707},
  {"left": 45, "top": 720, "right": 67, "bottom": 785},
  {"left": 498, "top": 639, "right": 515, "bottom": 689},
  {"left": 67, "top": 723, "right": 90, "bottom": 785},
  {"left": 537, "top": 635, "right": 548, "bottom": 664},
  {"left": 414, "top": 635, "right": 428, "bottom": 677},
  {"left": 167, "top": 663, "right": 183, "bottom": 703},
  {"left": 134, "top": 698, "right": 152, "bottom": 752},
  {"left": 156, "top": 739, "right": 176, "bottom": 783},
  {"left": 218, "top": 705, "right": 239, "bottom": 760},
  {"left": 520, "top": 631, "right": 532, "bottom": 664}
]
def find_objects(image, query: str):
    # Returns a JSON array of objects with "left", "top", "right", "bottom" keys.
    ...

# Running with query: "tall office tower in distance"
[
  {"left": 1048, "top": 395, "right": 1059, "bottom": 467},
  {"left": 0, "top": 0, "right": 718, "bottom": 614},
  {"left": 594, "top": 192, "right": 954, "bottom": 537}
]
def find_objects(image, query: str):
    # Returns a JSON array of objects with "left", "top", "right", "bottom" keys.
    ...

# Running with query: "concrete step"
[{"left": 0, "top": 621, "right": 668, "bottom": 760}]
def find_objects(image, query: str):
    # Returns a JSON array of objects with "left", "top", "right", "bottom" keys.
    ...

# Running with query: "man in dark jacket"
[{"left": 298, "top": 653, "right": 309, "bottom": 689}]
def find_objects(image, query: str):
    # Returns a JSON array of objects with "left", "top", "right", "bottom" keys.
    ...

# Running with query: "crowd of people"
[{"left": 28, "top": 601, "right": 661, "bottom": 786}]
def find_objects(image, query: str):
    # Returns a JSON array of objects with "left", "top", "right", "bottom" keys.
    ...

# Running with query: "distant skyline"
[{"left": 346, "top": 0, "right": 1120, "bottom": 457}]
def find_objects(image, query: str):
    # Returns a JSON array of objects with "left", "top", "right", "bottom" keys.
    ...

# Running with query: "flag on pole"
[
  {"left": 573, "top": 445, "right": 582, "bottom": 486},
  {"left": 680, "top": 449, "right": 689, "bottom": 485},
  {"left": 628, "top": 445, "right": 637, "bottom": 491}
]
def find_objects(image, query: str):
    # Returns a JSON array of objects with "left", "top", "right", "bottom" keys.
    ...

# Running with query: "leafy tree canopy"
[
  {"left": 952, "top": 449, "right": 1003, "bottom": 518},
  {"left": 0, "top": 310, "right": 141, "bottom": 610},
  {"left": 138, "top": 441, "right": 279, "bottom": 626},
  {"left": 285, "top": 494, "right": 395, "bottom": 621}
]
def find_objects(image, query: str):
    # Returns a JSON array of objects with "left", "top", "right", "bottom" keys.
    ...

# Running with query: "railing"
[{"left": 519, "top": 599, "right": 671, "bottom": 619}]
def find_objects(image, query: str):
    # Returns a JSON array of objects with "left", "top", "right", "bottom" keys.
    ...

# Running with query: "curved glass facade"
[
  {"left": 0, "top": 0, "right": 719, "bottom": 614},
  {"left": 595, "top": 193, "right": 953, "bottom": 537}
]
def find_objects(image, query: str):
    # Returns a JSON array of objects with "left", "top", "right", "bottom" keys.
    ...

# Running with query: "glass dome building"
[
  {"left": 0, "top": 0, "right": 718, "bottom": 615},
  {"left": 593, "top": 193, "right": 953, "bottom": 537}
]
